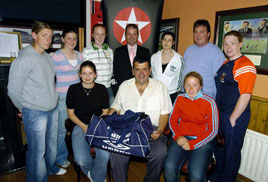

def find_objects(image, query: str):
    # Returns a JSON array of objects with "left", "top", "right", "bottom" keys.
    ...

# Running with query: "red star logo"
[{"left": 113, "top": 7, "right": 151, "bottom": 45}]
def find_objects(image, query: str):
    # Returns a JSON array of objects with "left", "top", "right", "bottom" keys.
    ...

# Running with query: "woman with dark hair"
[
  {"left": 52, "top": 29, "right": 83, "bottom": 169},
  {"left": 8, "top": 21, "right": 65, "bottom": 182},
  {"left": 210, "top": 30, "right": 256, "bottom": 182},
  {"left": 151, "top": 31, "right": 184, "bottom": 103},
  {"left": 165, "top": 71, "right": 219, "bottom": 182},
  {"left": 66, "top": 61, "right": 110, "bottom": 182}
]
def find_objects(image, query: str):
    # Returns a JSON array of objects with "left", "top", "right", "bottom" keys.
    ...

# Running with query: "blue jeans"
[
  {"left": 165, "top": 140, "right": 214, "bottom": 182},
  {"left": 107, "top": 87, "right": 114, "bottom": 107},
  {"left": 22, "top": 107, "right": 60, "bottom": 182},
  {"left": 72, "top": 125, "right": 110, "bottom": 182},
  {"left": 55, "top": 98, "right": 69, "bottom": 165}
]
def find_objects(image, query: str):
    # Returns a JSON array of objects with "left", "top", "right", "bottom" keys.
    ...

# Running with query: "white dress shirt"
[{"left": 111, "top": 78, "right": 172, "bottom": 126}]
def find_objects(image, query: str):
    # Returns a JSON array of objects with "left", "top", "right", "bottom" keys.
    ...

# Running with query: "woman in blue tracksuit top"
[{"left": 210, "top": 30, "right": 256, "bottom": 182}]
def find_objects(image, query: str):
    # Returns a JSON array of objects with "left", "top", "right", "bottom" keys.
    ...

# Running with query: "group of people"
[{"left": 7, "top": 18, "right": 256, "bottom": 182}]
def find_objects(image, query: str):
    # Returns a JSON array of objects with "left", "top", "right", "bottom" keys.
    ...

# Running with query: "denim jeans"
[
  {"left": 55, "top": 98, "right": 69, "bottom": 165},
  {"left": 107, "top": 87, "right": 114, "bottom": 107},
  {"left": 72, "top": 125, "right": 110, "bottom": 182},
  {"left": 22, "top": 107, "right": 60, "bottom": 182},
  {"left": 165, "top": 140, "right": 214, "bottom": 182}
]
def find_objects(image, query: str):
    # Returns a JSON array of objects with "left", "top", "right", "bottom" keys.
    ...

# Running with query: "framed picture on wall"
[
  {"left": 0, "top": 26, "right": 32, "bottom": 48},
  {"left": 214, "top": 5, "right": 268, "bottom": 75},
  {"left": 159, "top": 18, "right": 179, "bottom": 50},
  {"left": 0, "top": 31, "right": 22, "bottom": 63}
]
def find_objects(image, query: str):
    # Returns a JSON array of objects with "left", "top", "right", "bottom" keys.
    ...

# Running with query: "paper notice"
[{"left": 244, "top": 54, "right": 262, "bottom": 66}]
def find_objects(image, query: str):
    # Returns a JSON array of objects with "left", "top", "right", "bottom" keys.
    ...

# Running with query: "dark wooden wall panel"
[{"left": 248, "top": 96, "right": 268, "bottom": 135}]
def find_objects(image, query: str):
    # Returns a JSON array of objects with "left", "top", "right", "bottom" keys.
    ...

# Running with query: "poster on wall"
[
  {"left": 102, "top": 0, "right": 164, "bottom": 54},
  {"left": 159, "top": 18, "right": 179, "bottom": 51},
  {"left": 222, "top": 19, "right": 268, "bottom": 54},
  {"left": 214, "top": 5, "right": 268, "bottom": 74},
  {"left": 0, "top": 31, "right": 21, "bottom": 63}
]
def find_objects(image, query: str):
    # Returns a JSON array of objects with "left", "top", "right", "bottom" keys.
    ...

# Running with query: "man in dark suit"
[
  {"left": 112, "top": 24, "right": 150, "bottom": 95},
  {"left": 258, "top": 19, "right": 268, "bottom": 37},
  {"left": 238, "top": 21, "right": 252, "bottom": 37}
]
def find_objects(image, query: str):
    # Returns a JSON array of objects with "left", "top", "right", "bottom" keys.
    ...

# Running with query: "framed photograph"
[
  {"left": 0, "top": 26, "right": 31, "bottom": 48},
  {"left": 0, "top": 31, "right": 22, "bottom": 63},
  {"left": 214, "top": 5, "right": 268, "bottom": 75},
  {"left": 159, "top": 18, "right": 180, "bottom": 50}
]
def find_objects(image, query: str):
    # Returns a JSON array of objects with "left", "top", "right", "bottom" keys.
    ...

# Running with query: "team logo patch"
[
  {"left": 113, "top": 7, "right": 151, "bottom": 45},
  {"left": 220, "top": 72, "right": 227, "bottom": 83},
  {"left": 104, "top": 52, "right": 110, "bottom": 57}
]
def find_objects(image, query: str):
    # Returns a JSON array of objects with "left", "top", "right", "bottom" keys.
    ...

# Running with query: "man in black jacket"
[{"left": 112, "top": 24, "right": 150, "bottom": 95}]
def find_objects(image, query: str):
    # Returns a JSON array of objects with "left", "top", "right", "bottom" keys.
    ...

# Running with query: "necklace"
[{"left": 83, "top": 87, "right": 92, "bottom": 96}]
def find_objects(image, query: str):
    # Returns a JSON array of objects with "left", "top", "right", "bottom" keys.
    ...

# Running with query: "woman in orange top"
[
  {"left": 210, "top": 30, "right": 256, "bottom": 182},
  {"left": 164, "top": 71, "right": 219, "bottom": 182}
]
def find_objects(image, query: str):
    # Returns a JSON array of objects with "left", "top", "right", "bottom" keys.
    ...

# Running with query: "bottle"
[{"left": 10, "top": 52, "right": 16, "bottom": 62}]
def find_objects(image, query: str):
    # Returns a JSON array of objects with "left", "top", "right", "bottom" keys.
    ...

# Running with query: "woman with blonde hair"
[
  {"left": 8, "top": 21, "right": 65, "bottom": 182},
  {"left": 165, "top": 71, "right": 218, "bottom": 182}
]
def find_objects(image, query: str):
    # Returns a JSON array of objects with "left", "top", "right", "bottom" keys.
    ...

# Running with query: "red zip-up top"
[{"left": 169, "top": 91, "right": 219, "bottom": 150}]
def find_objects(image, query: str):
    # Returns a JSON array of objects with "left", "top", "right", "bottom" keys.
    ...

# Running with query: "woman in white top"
[{"left": 151, "top": 32, "right": 184, "bottom": 103}]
